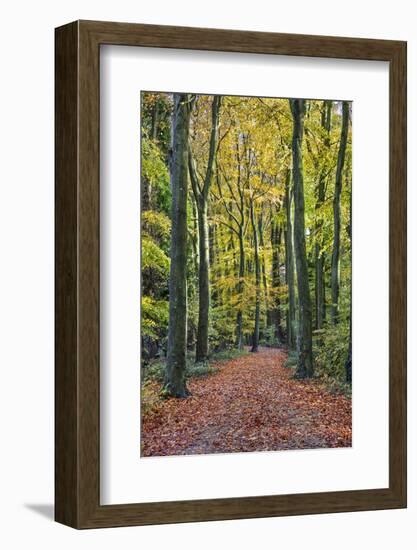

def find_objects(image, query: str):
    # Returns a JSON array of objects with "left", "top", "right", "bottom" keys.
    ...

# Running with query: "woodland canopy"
[{"left": 141, "top": 92, "right": 352, "bottom": 398}]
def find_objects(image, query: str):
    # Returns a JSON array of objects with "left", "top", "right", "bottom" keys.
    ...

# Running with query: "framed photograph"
[{"left": 55, "top": 20, "right": 406, "bottom": 528}]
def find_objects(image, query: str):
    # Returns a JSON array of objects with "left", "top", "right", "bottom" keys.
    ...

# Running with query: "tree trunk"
[
  {"left": 261, "top": 238, "right": 269, "bottom": 336},
  {"left": 284, "top": 170, "right": 296, "bottom": 350},
  {"left": 250, "top": 201, "right": 261, "bottom": 352},
  {"left": 195, "top": 200, "right": 210, "bottom": 361},
  {"left": 345, "top": 159, "right": 352, "bottom": 384},
  {"left": 210, "top": 223, "right": 218, "bottom": 306},
  {"left": 345, "top": 321, "right": 352, "bottom": 383},
  {"left": 189, "top": 96, "right": 222, "bottom": 362},
  {"left": 258, "top": 210, "right": 269, "bottom": 339},
  {"left": 290, "top": 99, "right": 314, "bottom": 379},
  {"left": 190, "top": 193, "right": 199, "bottom": 275},
  {"left": 315, "top": 100, "right": 332, "bottom": 330},
  {"left": 271, "top": 221, "right": 285, "bottom": 344},
  {"left": 331, "top": 101, "right": 349, "bottom": 324},
  {"left": 315, "top": 245, "right": 325, "bottom": 329},
  {"left": 236, "top": 227, "right": 245, "bottom": 349},
  {"left": 164, "top": 93, "right": 193, "bottom": 397}
]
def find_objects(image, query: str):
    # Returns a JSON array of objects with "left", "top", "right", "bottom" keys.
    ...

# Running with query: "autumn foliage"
[
  {"left": 141, "top": 348, "right": 352, "bottom": 457},
  {"left": 141, "top": 92, "right": 352, "bottom": 455}
]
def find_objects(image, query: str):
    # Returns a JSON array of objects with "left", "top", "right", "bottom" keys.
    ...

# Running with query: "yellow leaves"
[
  {"left": 141, "top": 236, "right": 169, "bottom": 275},
  {"left": 141, "top": 296, "right": 169, "bottom": 338},
  {"left": 142, "top": 210, "right": 171, "bottom": 238},
  {"left": 141, "top": 380, "right": 163, "bottom": 417}
]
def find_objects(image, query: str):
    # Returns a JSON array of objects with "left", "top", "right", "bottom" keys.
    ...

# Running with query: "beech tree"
[
  {"left": 290, "top": 98, "right": 314, "bottom": 378},
  {"left": 308, "top": 100, "right": 332, "bottom": 330},
  {"left": 188, "top": 95, "right": 222, "bottom": 362},
  {"left": 164, "top": 93, "right": 194, "bottom": 397},
  {"left": 331, "top": 101, "right": 350, "bottom": 324},
  {"left": 284, "top": 169, "right": 296, "bottom": 350}
]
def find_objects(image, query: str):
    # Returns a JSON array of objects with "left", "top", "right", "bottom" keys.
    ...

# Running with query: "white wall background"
[{"left": 0, "top": 0, "right": 414, "bottom": 548}]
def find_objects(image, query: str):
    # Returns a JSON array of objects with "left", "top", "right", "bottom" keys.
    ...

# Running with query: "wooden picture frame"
[{"left": 55, "top": 20, "right": 407, "bottom": 529}]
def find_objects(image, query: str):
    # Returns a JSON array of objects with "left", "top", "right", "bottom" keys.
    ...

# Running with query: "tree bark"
[
  {"left": 188, "top": 95, "right": 222, "bottom": 362},
  {"left": 260, "top": 214, "right": 269, "bottom": 336},
  {"left": 284, "top": 170, "right": 296, "bottom": 350},
  {"left": 290, "top": 99, "right": 314, "bottom": 378},
  {"left": 271, "top": 220, "right": 286, "bottom": 344},
  {"left": 345, "top": 159, "right": 352, "bottom": 384},
  {"left": 190, "top": 193, "right": 199, "bottom": 276},
  {"left": 195, "top": 200, "right": 210, "bottom": 360},
  {"left": 345, "top": 321, "right": 352, "bottom": 383},
  {"left": 331, "top": 101, "right": 350, "bottom": 324},
  {"left": 236, "top": 226, "right": 245, "bottom": 349},
  {"left": 164, "top": 93, "right": 193, "bottom": 397},
  {"left": 250, "top": 200, "right": 261, "bottom": 352},
  {"left": 234, "top": 141, "right": 246, "bottom": 350},
  {"left": 315, "top": 100, "right": 332, "bottom": 330}
]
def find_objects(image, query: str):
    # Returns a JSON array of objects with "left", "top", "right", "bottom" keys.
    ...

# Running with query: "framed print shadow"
[{"left": 55, "top": 20, "right": 406, "bottom": 528}]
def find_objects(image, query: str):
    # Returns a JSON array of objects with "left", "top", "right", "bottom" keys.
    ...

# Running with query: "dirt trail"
[{"left": 141, "top": 347, "right": 352, "bottom": 457}]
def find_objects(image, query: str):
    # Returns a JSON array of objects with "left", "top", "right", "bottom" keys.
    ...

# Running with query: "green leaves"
[
  {"left": 142, "top": 296, "right": 169, "bottom": 339},
  {"left": 142, "top": 236, "right": 169, "bottom": 276},
  {"left": 141, "top": 137, "right": 171, "bottom": 213},
  {"left": 142, "top": 210, "right": 171, "bottom": 240},
  {"left": 314, "top": 320, "right": 350, "bottom": 383},
  {"left": 142, "top": 138, "right": 168, "bottom": 185}
]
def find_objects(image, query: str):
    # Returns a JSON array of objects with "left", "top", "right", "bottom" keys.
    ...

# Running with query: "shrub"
[
  {"left": 314, "top": 321, "right": 350, "bottom": 384},
  {"left": 143, "top": 360, "right": 165, "bottom": 383},
  {"left": 141, "top": 380, "right": 162, "bottom": 415}
]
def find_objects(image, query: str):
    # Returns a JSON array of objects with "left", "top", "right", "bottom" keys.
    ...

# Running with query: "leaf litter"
[{"left": 141, "top": 347, "right": 352, "bottom": 457}]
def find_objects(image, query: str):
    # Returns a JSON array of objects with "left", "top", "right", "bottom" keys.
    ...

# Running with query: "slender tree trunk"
[
  {"left": 258, "top": 211, "right": 269, "bottom": 339},
  {"left": 261, "top": 241, "right": 269, "bottom": 335},
  {"left": 284, "top": 170, "right": 296, "bottom": 350},
  {"left": 189, "top": 96, "right": 222, "bottom": 362},
  {"left": 345, "top": 161, "right": 352, "bottom": 384},
  {"left": 315, "top": 100, "right": 332, "bottom": 330},
  {"left": 228, "top": 216, "right": 237, "bottom": 308},
  {"left": 331, "top": 101, "right": 350, "bottom": 324},
  {"left": 315, "top": 245, "right": 325, "bottom": 328},
  {"left": 195, "top": 200, "right": 210, "bottom": 361},
  {"left": 250, "top": 201, "right": 261, "bottom": 352},
  {"left": 277, "top": 227, "right": 285, "bottom": 343},
  {"left": 236, "top": 227, "right": 245, "bottom": 349},
  {"left": 230, "top": 142, "right": 246, "bottom": 349},
  {"left": 271, "top": 221, "right": 285, "bottom": 344},
  {"left": 290, "top": 99, "right": 314, "bottom": 378},
  {"left": 210, "top": 224, "right": 218, "bottom": 306},
  {"left": 190, "top": 193, "right": 199, "bottom": 275},
  {"left": 164, "top": 93, "right": 193, "bottom": 397},
  {"left": 345, "top": 321, "right": 352, "bottom": 383}
]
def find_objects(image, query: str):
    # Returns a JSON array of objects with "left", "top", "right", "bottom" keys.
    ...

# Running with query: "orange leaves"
[{"left": 141, "top": 348, "right": 352, "bottom": 457}]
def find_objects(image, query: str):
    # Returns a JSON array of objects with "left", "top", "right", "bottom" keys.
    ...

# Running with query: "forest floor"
[{"left": 141, "top": 347, "right": 352, "bottom": 457}]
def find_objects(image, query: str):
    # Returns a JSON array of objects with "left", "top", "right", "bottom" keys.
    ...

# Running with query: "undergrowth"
[
  {"left": 141, "top": 348, "right": 249, "bottom": 413},
  {"left": 284, "top": 345, "right": 351, "bottom": 397}
]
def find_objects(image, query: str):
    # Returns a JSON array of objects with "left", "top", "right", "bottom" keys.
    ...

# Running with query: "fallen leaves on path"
[{"left": 141, "top": 348, "right": 352, "bottom": 457}]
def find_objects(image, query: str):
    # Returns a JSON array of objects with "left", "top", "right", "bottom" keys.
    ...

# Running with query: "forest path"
[{"left": 141, "top": 347, "right": 352, "bottom": 457}]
